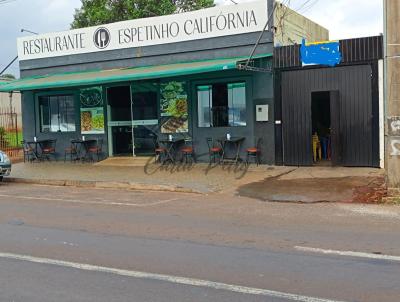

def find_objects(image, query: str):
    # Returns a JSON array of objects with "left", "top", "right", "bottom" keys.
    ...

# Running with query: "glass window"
[
  {"left": 39, "top": 95, "right": 76, "bottom": 133},
  {"left": 197, "top": 82, "right": 246, "bottom": 128},
  {"left": 197, "top": 85, "right": 212, "bottom": 128},
  {"left": 134, "top": 82, "right": 159, "bottom": 121},
  {"left": 228, "top": 83, "right": 246, "bottom": 127}
]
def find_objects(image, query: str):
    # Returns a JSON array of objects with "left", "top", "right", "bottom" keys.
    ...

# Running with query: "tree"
[{"left": 71, "top": 0, "right": 215, "bottom": 29}]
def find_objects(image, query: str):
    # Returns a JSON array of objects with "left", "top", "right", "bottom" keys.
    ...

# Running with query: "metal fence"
[{"left": 0, "top": 107, "right": 22, "bottom": 159}]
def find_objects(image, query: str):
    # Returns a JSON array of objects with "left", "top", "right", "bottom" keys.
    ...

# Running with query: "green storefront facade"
[{"left": 0, "top": 1, "right": 276, "bottom": 163}]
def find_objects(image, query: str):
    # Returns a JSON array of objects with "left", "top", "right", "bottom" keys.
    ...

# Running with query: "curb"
[{"left": 4, "top": 177, "right": 203, "bottom": 194}]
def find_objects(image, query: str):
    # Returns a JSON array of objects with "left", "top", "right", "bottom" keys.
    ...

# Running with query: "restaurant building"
[{"left": 0, "top": 0, "right": 383, "bottom": 167}]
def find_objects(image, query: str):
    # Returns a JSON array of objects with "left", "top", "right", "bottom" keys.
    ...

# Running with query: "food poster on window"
[
  {"left": 160, "top": 81, "right": 189, "bottom": 133},
  {"left": 80, "top": 87, "right": 105, "bottom": 134}
]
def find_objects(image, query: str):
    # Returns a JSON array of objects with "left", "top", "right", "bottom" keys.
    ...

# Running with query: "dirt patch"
[
  {"left": 347, "top": 177, "right": 387, "bottom": 204},
  {"left": 237, "top": 176, "right": 386, "bottom": 204}
]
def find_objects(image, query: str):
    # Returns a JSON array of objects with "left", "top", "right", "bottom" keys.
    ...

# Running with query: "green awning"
[{"left": 0, "top": 54, "right": 272, "bottom": 92}]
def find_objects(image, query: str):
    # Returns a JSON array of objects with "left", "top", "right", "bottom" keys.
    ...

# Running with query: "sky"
[{"left": 0, "top": 0, "right": 383, "bottom": 78}]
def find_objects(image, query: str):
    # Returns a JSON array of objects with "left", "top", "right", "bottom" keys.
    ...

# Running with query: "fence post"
[{"left": 15, "top": 110, "right": 19, "bottom": 147}]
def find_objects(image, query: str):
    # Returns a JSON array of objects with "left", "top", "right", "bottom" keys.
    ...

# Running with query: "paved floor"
[{"left": 0, "top": 183, "right": 399, "bottom": 301}]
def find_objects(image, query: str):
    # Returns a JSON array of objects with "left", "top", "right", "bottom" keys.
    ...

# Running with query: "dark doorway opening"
[
  {"left": 212, "top": 83, "right": 229, "bottom": 127},
  {"left": 107, "top": 86, "right": 132, "bottom": 156},
  {"left": 311, "top": 91, "right": 332, "bottom": 165}
]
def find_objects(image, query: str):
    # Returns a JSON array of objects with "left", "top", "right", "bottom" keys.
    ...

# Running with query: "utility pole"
[{"left": 385, "top": 0, "right": 400, "bottom": 191}]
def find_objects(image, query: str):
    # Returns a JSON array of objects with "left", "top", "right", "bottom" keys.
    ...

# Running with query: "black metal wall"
[
  {"left": 274, "top": 36, "right": 383, "bottom": 69},
  {"left": 281, "top": 65, "right": 379, "bottom": 167}
]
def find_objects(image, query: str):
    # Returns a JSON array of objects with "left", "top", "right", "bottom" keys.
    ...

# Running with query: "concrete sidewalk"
[
  {"left": 7, "top": 161, "right": 385, "bottom": 202},
  {"left": 8, "top": 162, "right": 289, "bottom": 194}
]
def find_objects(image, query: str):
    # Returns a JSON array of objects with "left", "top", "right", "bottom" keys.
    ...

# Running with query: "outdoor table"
[
  {"left": 26, "top": 139, "right": 51, "bottom": 161},
  {"left": 71, "top": 139, "right": 97, "bottom": 161},
  {"left": 158, "top": 138, "right": 185, "bottom": 163},
  {"left": 217, "top": 137, "right": 245, "bottom": 165}
]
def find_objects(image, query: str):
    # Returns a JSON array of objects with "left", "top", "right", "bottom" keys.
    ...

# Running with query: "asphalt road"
[{"left": 0, "top": 183, "right": 399, "bottom": 302}]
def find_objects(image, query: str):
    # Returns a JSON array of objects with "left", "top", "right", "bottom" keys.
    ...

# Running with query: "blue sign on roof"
[{"left": 300, "top": 39, "right": 342, "bottom": 67}]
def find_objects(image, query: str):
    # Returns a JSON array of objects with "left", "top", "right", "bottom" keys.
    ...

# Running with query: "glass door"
[
  {"left": 131, "top": 82, "right": 159, "bottom": 156},
  {"left": 107, "top": 85, "right": 134, "bottom": 156}
]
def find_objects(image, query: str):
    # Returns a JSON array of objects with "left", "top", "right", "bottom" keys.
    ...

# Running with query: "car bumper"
[{"left": 0, "top": 165, "right": 11, "bottom": 176}]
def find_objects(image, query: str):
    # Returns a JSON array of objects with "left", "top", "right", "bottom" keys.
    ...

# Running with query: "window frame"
[
  {"left": 196, "top": 81, "right": 248, "bottom": 128},
  {"left": 36, "top": 91, "right": 78, "bottom": 134}
]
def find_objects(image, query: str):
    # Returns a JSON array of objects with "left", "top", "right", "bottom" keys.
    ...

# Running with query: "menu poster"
[
  {"left": 80, "top": 87, "right": 105, "bottom": 134},
  {"left": 160, "top": 81, "right": 188, "bottom": 133}
]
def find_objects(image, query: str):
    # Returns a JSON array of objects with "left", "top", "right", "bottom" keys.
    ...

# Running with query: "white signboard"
[{"left": 17, "top": 1, "right": 268, "bottom": 61}]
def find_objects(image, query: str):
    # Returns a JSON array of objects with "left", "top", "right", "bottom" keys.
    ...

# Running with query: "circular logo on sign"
[{"left": 93, "top": 27, "right": 111, "bottom": 49}]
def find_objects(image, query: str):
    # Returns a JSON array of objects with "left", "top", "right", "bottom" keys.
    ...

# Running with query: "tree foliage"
[{"left": 71, "top": 0, "right": 215, "bottom": 29}]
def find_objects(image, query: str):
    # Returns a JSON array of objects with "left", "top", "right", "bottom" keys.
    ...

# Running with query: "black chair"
[
  {"left": 206, "top": 137, "right": 222, "bottom": 164},
  {"left": 246, "top": 138, "right": 262, "bottom": 166},
  {"left": 153, "top": 135, "right": 167, "bottom": 164},
  {"left": 21, "top": 140, "right": 34, "bottom": 163},
  {"left": 40, "top": 139, "right": 57, "bottom": 161},
  {"left": 64, "top": 140, "right": 79, "bottom": 162},
  {"left": 180, "top": 137, "right": 195, "bottom": 164},
  {"left": 86, "top": 139, "right": 103, "bottom": 162}
]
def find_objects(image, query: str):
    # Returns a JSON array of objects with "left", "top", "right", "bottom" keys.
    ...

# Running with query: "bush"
[{"left": 0, "top": 127, "right": 9, "bottom": 148}]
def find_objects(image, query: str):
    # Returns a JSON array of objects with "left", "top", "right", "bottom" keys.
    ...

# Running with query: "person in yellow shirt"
[{"left": 312, "top": 132, "right": 322, "bottom": 162}]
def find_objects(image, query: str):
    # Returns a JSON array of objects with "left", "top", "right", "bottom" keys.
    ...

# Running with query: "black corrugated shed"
[{"left": 274, "top": 36, "right": 383, "bottom": 167}]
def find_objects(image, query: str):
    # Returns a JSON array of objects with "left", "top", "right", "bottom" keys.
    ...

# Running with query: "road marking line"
[
  {"left": 0, "top": 252, "right": 346, "bottom": 302},
  {"left": 295, "top": 246, "right": 400, "bottom": 262},
  {"left": 0, "top": 194, "right": 179, "bottom": 208}
]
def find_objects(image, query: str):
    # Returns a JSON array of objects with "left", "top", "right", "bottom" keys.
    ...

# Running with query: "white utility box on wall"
[{"left": 256, "top": 105, "right": 269, "bottom": 122}]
